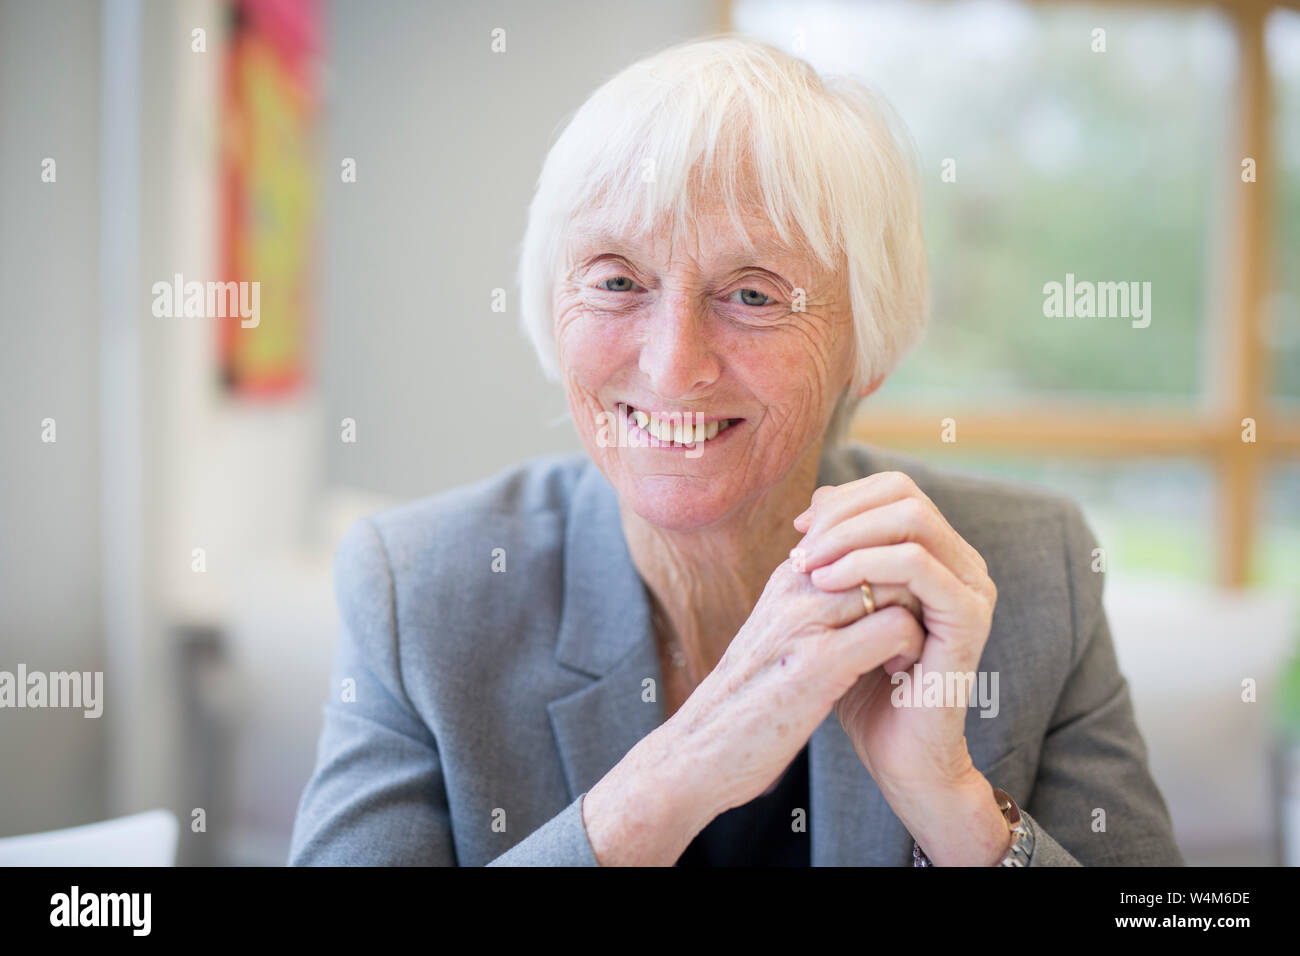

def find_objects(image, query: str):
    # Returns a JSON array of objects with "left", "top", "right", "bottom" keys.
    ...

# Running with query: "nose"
[{"left": 638, "top": 291, "right": 720, "bottom": 399}]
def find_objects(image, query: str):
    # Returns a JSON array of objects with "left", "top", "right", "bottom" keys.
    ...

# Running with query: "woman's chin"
[{"left": 616, "top": 474, "right": 741, "bottom": 532}]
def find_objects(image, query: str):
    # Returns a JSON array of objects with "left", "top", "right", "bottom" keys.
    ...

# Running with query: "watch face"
[{"left": 992, "top": 787, "right": 1021, "bottom": 825}]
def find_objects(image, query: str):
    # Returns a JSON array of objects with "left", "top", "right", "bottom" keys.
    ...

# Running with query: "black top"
[{"left": 675, "top": 744, "right": 811, "bottom": 866}]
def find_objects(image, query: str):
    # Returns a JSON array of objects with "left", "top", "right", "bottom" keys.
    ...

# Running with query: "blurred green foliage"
[{"left": 870, "top": 6, "right": 1233, "bottom": 399}]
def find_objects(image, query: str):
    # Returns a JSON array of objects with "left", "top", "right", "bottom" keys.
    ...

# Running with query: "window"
[{"left": 732, "top": 0, "right": 1300, "bottom": 586}]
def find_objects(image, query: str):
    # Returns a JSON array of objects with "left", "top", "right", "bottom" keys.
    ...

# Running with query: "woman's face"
[{"left": 554, "top": 199, "right": 856, "bottom": 532}]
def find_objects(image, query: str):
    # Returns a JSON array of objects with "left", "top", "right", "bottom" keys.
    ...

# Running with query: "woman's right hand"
[
  {"left": 667, "top": 557, "right": 925, "bottom": 818},
  {"left": 582, "top": 556, "right": 924, "bottom": 865}
]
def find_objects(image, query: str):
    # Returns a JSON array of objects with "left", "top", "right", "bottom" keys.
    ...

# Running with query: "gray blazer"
[{"left": 288, "top": 443, "right": 1183, "bottom": 866}]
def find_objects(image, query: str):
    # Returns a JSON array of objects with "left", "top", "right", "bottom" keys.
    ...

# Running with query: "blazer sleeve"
[
  {"left": 288, "top": 517, "right": 600, "bottom": 866},
  {"left": 1020, "top": 501, "right": 1185, "bottom": 866}
]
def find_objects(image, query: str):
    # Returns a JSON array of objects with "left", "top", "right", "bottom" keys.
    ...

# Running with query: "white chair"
[
  {"left": 1105, "top": 582, "right": 1299, "bottom": 865},
  {"left": 0, "top": 810, "right": 179, "bottom": 866}
]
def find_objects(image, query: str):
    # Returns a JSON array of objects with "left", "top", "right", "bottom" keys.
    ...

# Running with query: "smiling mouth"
[{"left": 617, "top": 403, "right": 742, "bottom": 446}]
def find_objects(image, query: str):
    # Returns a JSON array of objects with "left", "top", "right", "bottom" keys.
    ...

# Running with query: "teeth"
[{"left": 625, "top": 405, "right": 736, "bottom": 445}]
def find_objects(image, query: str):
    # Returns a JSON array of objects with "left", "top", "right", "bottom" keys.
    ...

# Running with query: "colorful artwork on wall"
[{"left": 219, "top": 0, "right": 320, "bottom": 397}]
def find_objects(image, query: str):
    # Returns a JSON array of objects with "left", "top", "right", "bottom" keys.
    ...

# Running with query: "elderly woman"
[{"left": 289, "top": 36, "right": 1182, "bottom": 867}]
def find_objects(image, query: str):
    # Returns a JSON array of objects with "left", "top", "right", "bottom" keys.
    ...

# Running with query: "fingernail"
[{"left": 789, "top": 547, "right": 807, "bottom": 573}]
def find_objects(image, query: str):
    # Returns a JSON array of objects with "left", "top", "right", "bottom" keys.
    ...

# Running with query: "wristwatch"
[{"left": 911, "top": 787, "right": 1035, "bottom": 867}]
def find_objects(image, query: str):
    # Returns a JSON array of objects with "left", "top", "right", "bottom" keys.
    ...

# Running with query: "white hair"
[{"left": 516, "top": 34, "right": 929, "bottom": 444}]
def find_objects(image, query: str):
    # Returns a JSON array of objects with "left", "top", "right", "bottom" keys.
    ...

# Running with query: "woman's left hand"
[{"left": 791, "top": 470, "right": 1010, "bottom": 865}]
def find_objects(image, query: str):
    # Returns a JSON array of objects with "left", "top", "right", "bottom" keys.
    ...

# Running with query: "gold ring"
[{"left": 860, "top": 581, "right": 876, "bottom": 616}]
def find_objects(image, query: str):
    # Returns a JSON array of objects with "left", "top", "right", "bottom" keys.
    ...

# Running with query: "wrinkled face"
[{"left": 553, "top": 197, "right": 857, "bottom": 531}]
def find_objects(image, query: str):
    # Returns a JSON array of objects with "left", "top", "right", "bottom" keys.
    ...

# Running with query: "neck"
[{"left": 619, "top": 442, "right": 825, "bottom": 682}]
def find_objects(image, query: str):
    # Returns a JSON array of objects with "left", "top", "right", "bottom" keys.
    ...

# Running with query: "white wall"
[
  {"left": 321, "top": 0, "right": 727, "bottom": 498},
  {"left": 0, "top": 0, "right": 107, "bottom": 837}
]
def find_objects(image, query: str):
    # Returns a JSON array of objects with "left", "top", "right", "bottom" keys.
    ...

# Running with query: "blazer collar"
[
  {"left": 547, "top": 448, "right": 912, "bottom": 865},
  {"left": 551, "top": 460, "right": 652, "bottom": 677}
]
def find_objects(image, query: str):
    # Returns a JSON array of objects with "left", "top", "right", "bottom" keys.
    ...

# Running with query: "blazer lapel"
[{"left": 547, "top": 462, "right": 666, "bottom": 800}]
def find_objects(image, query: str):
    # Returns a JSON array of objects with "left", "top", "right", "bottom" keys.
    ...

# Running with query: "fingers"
[
  {"left": 815, "top": 580, "right": 879, "bottom": 629},
  {"left": 769, "top": 559, "right": 872, "bottom": 629},
  {"left": 809, "top": 542, "right": 977, "bottom": 625},
  {"left": 880, "top": 622, "right": 925, "bottom": 676},
  {"left": 796, "top": 496, "right": 987, "bottom": 591},
  {"left": 819, "top": 581, "right": 921, "bottom": 624},
  {"left": 797, "top": 472, "right": 934, "bottom": 539},
  {"left": 792, "top": 484, "right": 837, "bottom": 532},
  {"left": 792, "top": 472, "right": 991, "bottom": 591},
  {"left": 826, "top": 605, "right": 925, "bottom": 681},
  {"left": 866, "top": 582, "right": 923, "bottom": 624}
]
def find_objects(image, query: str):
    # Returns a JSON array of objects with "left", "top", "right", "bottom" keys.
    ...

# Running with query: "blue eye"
[
  {"left": 730, "top": 288, "right": 773, "bottom": 307},
  {"left": 601, "top": 277, "right": 636, "bottom": 292}
]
